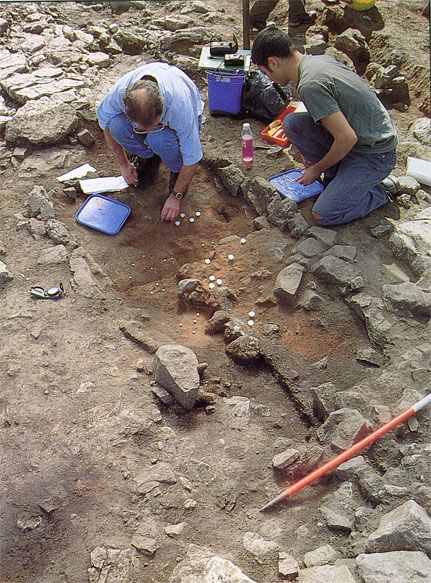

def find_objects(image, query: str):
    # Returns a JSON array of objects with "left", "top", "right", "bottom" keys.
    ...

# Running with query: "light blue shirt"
[{"left": 97, "top": 62, "right": 204, "bottom": 165}]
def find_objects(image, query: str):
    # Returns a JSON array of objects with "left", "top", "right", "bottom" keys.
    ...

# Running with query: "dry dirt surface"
[{"left": 0, "top": 1, "right": 430, "bottom": 583}]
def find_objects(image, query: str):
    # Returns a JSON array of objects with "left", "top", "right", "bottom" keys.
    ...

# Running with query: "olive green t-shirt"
[{"left": 297, "top": 55, "right": 398, "bottom": 154}]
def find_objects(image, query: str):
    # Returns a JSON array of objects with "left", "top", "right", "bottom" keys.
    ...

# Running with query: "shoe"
[
  {"left": 135, "top": 155, "right": 161, "bottom": 187},
  {"left": 289, "top": 10, "right": 317, "bottom": 27},
  {"left": 169, "top": 171, "right": 180, "bottom": 192},
  {"left": 381, "top": 174, "right": 401, "bottom": 197}
]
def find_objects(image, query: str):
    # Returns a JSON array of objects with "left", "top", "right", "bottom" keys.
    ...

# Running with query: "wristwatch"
[{"left": 170, "top": 191, "right": 184, "bottom": 200}]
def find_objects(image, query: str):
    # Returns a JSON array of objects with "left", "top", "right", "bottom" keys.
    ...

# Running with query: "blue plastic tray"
[
  {"left": 269, "top": 169, "right": 324, "bottom": 203},
  {"left": 76, "top": 194, "right": 131, "bottom": 235}
]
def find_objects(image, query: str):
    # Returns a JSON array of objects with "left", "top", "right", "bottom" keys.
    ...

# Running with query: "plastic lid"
[
  {"left": 268, "top": 169, "right": 324, "bottom": 203},
  {"left": 242, "top": 122, "right": 251, "bottom": 130},
  {"left": 76, "top": 194, "right": 131, "bottom": 235}
]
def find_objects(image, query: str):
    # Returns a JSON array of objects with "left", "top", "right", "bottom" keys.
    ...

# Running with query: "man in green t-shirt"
[{"left": 251, "top": 27, "right": 398, "bottom": 226}]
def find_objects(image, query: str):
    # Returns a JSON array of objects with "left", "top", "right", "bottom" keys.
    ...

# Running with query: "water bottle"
[{"left": 242, "top": 122, "right": 254, "bottom": 167}]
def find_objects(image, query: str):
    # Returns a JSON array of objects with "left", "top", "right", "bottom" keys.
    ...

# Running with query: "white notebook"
[{"left": 79, "top": 176, "right": 129, "bottom": 194}]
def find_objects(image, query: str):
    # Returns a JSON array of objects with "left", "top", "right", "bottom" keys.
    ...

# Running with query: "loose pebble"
[
  {"left": 204, "top": 258, "right": 211, "bottom": 264},
  {"left": 195, "top": 211, "right": 201, "bottom": 217},
  {"left": 175, "top": 221, "right": 181, "bottom": 226},
  {"left": 193, "top": 319, "right": 197, "bottom": 324},
  {"left": 209, "top": 282, "right": 215, "bottom": 289},
  {"left": 240, "top": 238, "right": 247, "bottom": 244},
  {"left": 228, "top": 254, "right": 235, "bottom": 261},
  {"left": 189, "top": 217, "right": 195, "bottom": 223},
  {"left": 179, "top": 212, "right": 186, "bottom": 218},
  {"left": 216, "top": 278, "right": 223, "bottom": 286},
  {"left": 209, "top": 275, "right": 216, "bottom": 281},
  {"left": 196, "top": 312, "right": 200, "bottom": 316},
  {"left": 248, "top": 311, "right": 256, "bottom": 318},
  {"left": 247, "top": 320, "right": 254, "bottom": 327}
]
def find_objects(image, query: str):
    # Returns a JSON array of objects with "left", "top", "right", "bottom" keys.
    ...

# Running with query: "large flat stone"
[
  {"left": 383, "top": 281, "right": 431, "bottom": 317},
  {"left": 298, "top": 564, "right": 356, "bottom": 583},
  {"left": 356, "top": 551, "right": 431, "bottom": 583},
  {"left": 5, "top": 97, "right": 79, "bottom": 146},
  {"left": 170, "top": 544, "right": 257, "bottom": 582},
  {"left": 312, "top": 255, "right": 359, "bottom": 287},
  {"left": 366, "top": 500, "right": 431, "bottom": 554}
]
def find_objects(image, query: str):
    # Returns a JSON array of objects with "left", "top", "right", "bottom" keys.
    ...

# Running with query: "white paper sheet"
[
  {"left": 79, "top": 176, "right": 129, "bottom": 194},
  {"left": 57, "top": 163, "right": 96, "bottom": 182}
]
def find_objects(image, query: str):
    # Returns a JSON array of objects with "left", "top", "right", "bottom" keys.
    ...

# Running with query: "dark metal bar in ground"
[{"left": 243, "top": 0, "right": 250, "bottom": 49}]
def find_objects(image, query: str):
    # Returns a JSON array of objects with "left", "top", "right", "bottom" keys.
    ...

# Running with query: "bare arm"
[
  {"left": 298, "top": 111, "right": 358, "bottom": 185},
  {"left": 161, "top": 162, "right": 199, "bottom": 222},
  {"left": 171, "top": 163, "right": 199, "bottom": 194},
  {"left": 103, "top": 128, "right": 138, "bottom": 186}
]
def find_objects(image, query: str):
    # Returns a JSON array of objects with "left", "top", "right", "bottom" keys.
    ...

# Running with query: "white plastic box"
[{"left": 406, "top": 156, "right": 431, "bottom": 187}]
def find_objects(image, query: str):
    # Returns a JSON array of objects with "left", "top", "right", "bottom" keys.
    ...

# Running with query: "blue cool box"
[
  {"left": 269, "top": 169, "right": 324, "bottom": 203},
  {"left": 76, "top": 194, "right": 131, "bottom": 235}
]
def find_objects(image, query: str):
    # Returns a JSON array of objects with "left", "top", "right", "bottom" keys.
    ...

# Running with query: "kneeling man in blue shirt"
[{"left": 97, "top": 62, "right": 204, "bottom": 222}]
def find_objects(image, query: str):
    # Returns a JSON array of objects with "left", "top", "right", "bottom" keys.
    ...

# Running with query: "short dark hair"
[
  {"left": 251, "top": 27, "right": 296, "bottom": 67},
  {"left": 124, "top": 78, "right": 163, "bottom": 127}
]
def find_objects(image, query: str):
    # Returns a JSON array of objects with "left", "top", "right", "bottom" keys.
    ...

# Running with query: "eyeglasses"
[{"left": 132, "top": 122, "right": 166, "bottom": 135}]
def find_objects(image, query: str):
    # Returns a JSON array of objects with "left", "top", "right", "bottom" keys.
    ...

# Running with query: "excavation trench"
[{"left": 63, "top": 145, "right": 370, "bottom": 394}]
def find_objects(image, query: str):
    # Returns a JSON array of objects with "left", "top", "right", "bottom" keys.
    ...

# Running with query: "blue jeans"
[
  {"left": 107, "top": 113, "right": 183, "bottom": 172},
  {"left": 284, "top": 112, "right": 397, "bottom": 225}
]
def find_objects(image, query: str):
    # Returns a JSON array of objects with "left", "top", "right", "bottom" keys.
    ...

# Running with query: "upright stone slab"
[
  {"left": 154, "top": 344, "right": 200, "bottom": 410},
  {"left": 274, "top": 263, "right": 305, "bottom": 304}
]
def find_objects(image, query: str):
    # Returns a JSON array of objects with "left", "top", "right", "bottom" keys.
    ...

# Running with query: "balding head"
[{"left": 124, "top": 78, "right": 164, "bottom": 129}]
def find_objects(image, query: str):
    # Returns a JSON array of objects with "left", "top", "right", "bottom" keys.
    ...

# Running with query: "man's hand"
[
  {"left": 297, "top": 164, "right": 322, "bottom": 185},
  {"left": 120, "top": 161, "right": 138, "bottom": 186},
  {"left": 161, "top": 195, "right": 181, "bottom": 222}
]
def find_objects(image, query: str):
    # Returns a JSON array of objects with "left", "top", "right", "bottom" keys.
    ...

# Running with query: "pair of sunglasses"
[
  {"left": 30, "top": 283, "right": 65, "bottom": 300},
  {"left": 132, "top": 122, "right": 166, "bottom": 135}
]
